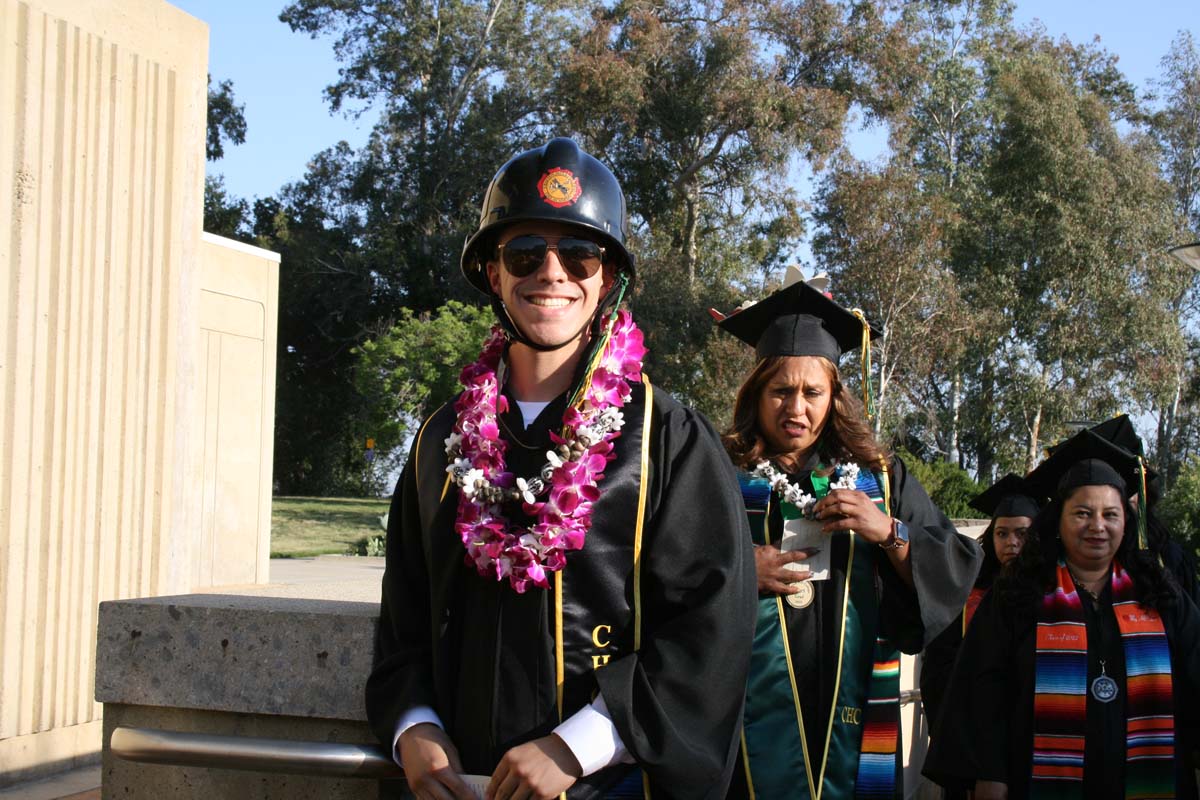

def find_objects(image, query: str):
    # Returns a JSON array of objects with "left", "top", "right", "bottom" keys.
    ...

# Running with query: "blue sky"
[{"left": 174, "top": 1, "right": 1196, "bottom": 203}]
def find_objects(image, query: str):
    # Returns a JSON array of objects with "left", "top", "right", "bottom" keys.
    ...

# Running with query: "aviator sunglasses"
[{"left": 498, "top": 235, "right": 606, "bottom": 280}]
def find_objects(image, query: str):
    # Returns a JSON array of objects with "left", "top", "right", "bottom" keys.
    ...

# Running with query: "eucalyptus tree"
[{"left": 551, "top": 0, "right": 900, "bottom": 412}]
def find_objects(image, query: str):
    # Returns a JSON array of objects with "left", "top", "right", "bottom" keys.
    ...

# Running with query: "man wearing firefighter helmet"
[{"left": 366, "top": 138, "right": 756, "bottom": 800}]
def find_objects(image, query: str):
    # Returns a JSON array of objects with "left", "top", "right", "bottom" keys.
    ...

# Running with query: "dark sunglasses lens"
[
  {"left": 501, "top": 236, "right": 549, "bottom": 277},
  {"left": 556, "top": 239, "right": 604, "bottom": 278}
]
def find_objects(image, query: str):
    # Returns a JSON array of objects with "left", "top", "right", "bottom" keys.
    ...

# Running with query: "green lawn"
[{"left": 271, "top": 496, "right": 391, "bottom": 558}]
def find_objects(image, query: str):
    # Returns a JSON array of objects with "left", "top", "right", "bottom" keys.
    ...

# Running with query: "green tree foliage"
[
  {"left": 355, "top": 301, "right": 495, "bottom": 477},
  {"left": 250, "top": 0, "right": 1200, "bottom": 499},
  {"left": 1145, "top": 31, "right": 1200, "bottom": 489},
  {"left": 203, "top": 175, "right": 252, "bottom": 241},
  {"left": 813, "top": 159, "right": 975, "bottom": 445},
  {"left": 206, "top": 76, "right": 247, "bottom": 161},
  {"left": 895, "top": 448, "right": 982, "bottom": 519},
  {"left": 959, "top": 40, "right": 1180, "bottom": 472},
  {"left": 553, "top": 0, "right": 899, "bottom": 415},
  {"left": 281, "top": 0, "right": 586, "bottom": 310},
  {"left": 1155, "top": 456, "right": 1200, "bottom": 559},
  {"left": 204, "top": 76, "right": 253, "bottom": 239},
  {"left": 254, "top": 151, "right": 384, "bottom": 495}
]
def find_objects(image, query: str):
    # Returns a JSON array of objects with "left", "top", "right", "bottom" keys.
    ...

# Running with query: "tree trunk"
[
  {"left": 1026, "top": 403, "right": 1043, "bottom": 474},
  {"left": 683, "top": 191, "right": 699, "bottom": 287},
  {"left": 1165, "top": 373, "right": 1182, "bottom": 489},
  {"left": 949, "top": 370, "right": 961, "bottom": 464},
  {"left": 977, "top": 357, "right": 995, "bottom": 482}
]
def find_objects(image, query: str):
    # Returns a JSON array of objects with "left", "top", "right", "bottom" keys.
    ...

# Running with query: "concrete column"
[{"left": 0, "top": 0, "right": 207, "bottom": 782}]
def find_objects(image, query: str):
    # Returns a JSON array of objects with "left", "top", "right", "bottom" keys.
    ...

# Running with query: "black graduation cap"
[
  {"left": 716, "top": 279, "right": 882, "bottom": 363},
  {"left": 1046, "top": 414, "right": 1160, "bottom": 502},
  {"left": 970, "top": 474, "right": 1041, "bottom": 519},
  {"left": 1027, "top": 429, "right": 1146, "bottom": 501},
  {"left": 1047, "top": 414, "right": 1144, "bottom": 458}
]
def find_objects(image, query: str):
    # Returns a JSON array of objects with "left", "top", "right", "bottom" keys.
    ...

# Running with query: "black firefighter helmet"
[{"left": 460, "top": 138, "right": 636, "bottom": 296}]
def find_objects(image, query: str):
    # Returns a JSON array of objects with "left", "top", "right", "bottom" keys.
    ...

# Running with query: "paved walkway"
[{"left": 1, "top": 556, "right": 384, "bottom": 799}]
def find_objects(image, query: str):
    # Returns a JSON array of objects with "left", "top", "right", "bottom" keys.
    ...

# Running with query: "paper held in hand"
[
  {"left": 458, "top": 775, "right": 490, "bottom": 798},
  {"left": 780, "top": 516, "right": 830, "bottom": 581}
]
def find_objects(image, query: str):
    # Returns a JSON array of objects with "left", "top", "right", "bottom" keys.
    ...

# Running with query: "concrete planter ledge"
[{"left": 96, "top": 585, "right": 397, "bottom": 799}]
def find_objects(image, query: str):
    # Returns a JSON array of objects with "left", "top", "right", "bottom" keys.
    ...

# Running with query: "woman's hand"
[
  {"left": 487, "top": 734, "right": 581, "bottom": 800},
  {"left": 754, "top": 544, "right": 815, "bottom": 595},
  {"left": 813, "top": 489, "right": 893, "bottom": 544},
  {"left": 398, "top": 723, "right": 476, "bottom": 800},
  {"left": 974, "top": 780, "right": 1008, "bottom": 800}
]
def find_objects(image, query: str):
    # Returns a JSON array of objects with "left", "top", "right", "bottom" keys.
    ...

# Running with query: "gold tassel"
[{"left": 851, "top": 308, "right": 876, "bottom": 421}]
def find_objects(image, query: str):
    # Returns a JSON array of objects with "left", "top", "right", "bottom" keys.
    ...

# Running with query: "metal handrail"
[{"left": 110, "top": 726, "right": 405, "bottom": 779}]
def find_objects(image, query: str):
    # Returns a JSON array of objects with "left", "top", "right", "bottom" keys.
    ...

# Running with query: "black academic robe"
[
  {"left": 365, "top": 380, "right": 758, "bottom": 800},
  {"left": 918, "top": 584, "right": 988, "bottom": 800},
  {"left": 726, "top": 453, "right": 982, "bottom": 800},
  {"left": 923, "top": 579, "right": 1200, "bottom": 799}
]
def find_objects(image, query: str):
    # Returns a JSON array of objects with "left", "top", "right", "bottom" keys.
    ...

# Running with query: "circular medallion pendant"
[
  {"left": 1091, "top": 674, "right": 1119, "bottom": 703},
  {"left": 787, "top": 580, "right": 815, "bottom": 609}
]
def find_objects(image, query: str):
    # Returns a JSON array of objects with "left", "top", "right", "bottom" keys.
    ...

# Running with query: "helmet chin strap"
[{"left": 492, "top": 274, "right": 628, "bottom": 353}]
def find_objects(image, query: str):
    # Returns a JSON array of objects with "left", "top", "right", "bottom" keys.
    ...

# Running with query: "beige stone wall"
[
  {"left": 0, "top": 0, "right": 208, "bottom": 781},
  {"left": 195, "top": 234, "right": 279, "bottom": 588}
]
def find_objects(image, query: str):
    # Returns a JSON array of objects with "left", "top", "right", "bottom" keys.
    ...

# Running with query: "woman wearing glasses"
[{"left": 714, "top": 280, "right": 982, "bottom": 800}]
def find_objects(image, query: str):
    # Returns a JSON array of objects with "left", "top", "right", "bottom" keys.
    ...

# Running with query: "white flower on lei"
[{"left": 460, "top": 468, "right": 485, "bottom": 500}]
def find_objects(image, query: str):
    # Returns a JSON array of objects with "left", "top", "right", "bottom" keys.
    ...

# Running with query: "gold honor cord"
[
  {"left": 850, "top": 309, "right": 876, "bottom": 422},
  {"left": 412, "top": 401, "right": 447, "bottom": 500}
]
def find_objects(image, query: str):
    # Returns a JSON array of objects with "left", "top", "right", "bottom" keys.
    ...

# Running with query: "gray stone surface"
[
  {"left": 102, "top": 704, "right": 398, "bottom": 799},
  {"left": 96, "top": 592, "right": 379, "bottom": 721}
]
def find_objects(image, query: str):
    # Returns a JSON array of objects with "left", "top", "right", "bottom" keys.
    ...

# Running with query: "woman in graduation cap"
[
  {"left": 919, "top": 475, "right": 1040, "bottom": 799},
  {"left": 715, "top": 278, "right": 983, "bottom": 800},
  {"left": 1053, "top": 414, "right": 1200, "bottom": 607},
  {"left": 923, "top": 430, "right": 1200, "bottom": 799}
]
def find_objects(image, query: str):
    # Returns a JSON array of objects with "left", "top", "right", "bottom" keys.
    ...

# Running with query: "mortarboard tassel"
[
  {"left": 1136, "top": 456, "right": 1148, "bottom": 550},
  {"left": 565, "top": 273, "right": 631, "bottom": 426},
  {"left": 851, "top": 308, "right": 877, "bottom": 422}
]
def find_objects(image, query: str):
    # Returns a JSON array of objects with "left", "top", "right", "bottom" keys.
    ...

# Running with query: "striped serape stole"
[{"left": 1032, "top": 560, "right": 1176, "bottom": 799}]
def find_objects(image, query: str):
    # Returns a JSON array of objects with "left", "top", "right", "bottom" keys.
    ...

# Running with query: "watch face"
[{"left": 894, "top": 520, "right": 910, "bottom": 542}]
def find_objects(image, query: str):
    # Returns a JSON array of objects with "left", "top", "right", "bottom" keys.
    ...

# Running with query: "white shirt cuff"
[
  {"left": 392, "top": 705, "right": 444, "bottom": 767},
  {"left": 552, "top": 695, "right": 633, "bottom": 776}
]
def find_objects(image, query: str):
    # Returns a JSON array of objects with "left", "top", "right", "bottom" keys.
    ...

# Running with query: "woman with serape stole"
[
  {"left": 923, "top": 429, "right": 1200, "bottom": 799},
  {"left": 714, "top": 277, "right": 983, "bottom": 800}
]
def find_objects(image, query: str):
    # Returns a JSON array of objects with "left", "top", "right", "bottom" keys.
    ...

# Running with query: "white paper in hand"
[
  {"left": 780, "top": 516, "right": 829, "bottom": 581},
  {"left": 458, "top": 774, "right": 490, "bottom": 798}
]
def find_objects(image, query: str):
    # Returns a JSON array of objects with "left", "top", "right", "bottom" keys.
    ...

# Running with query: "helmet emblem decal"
[{"left": 537, "top": 167, "right": 583, "bottom": 208}]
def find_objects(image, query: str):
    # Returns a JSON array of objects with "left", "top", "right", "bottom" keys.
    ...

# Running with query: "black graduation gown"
[
  {"left": 918, "top": 585, "right": 988, "bottom": 800},
  {"left": 922, "top": 579, "right": 1200, "bottom": 799},
  {"left": 726, "top": 454, "right": 982, "bottom": 799},
  {"left": 366, "top": 381, "right": 758, "bottom": 800}
]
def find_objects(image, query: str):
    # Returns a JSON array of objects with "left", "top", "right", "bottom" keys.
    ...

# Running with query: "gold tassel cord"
[
  {"left": 563, "top": 274, "right": 630, "bottom": 431},
  {"left": 1137, "top": 455, "right": 1149, "bottom": 552},
  {"left": 850, "top": 309, "right": 877, "bottom": 422}
]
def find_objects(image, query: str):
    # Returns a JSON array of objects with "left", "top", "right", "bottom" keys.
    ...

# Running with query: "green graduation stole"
[{"left": 738, "top": 467, "right": 902, "bottom": 800}]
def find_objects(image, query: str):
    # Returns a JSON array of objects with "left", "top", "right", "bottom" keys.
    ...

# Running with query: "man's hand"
[
  {"left": 813, "top": 489, "right": 893, "bottom": 544},
  {"left": 398, "top": 723, "right": 476, "bottom": 800},
  {"left": 754, "top": 544, "right": 815, "bottom": 595},
  {"left": 486, "top": 734, "right": 581, "bottom": 800}
]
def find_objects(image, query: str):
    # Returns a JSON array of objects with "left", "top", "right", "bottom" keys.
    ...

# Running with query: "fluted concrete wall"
[{"left": 0, "top": 0, "right": 208, "bottom": 781}]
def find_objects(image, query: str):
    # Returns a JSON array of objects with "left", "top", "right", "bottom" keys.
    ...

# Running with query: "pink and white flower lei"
[{"left": 446, "top": 309, "right": 647, "bottom": 592}]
